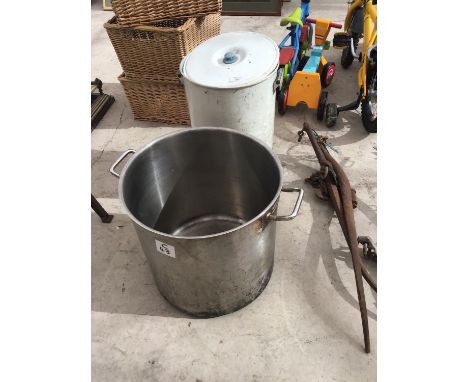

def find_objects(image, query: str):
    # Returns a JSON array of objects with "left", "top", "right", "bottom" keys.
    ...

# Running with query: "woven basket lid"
[{"left": 180, "top": 32, "right": 279, "bottom": 89}]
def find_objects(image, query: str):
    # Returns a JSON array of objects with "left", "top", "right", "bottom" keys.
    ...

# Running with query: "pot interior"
[{"left": 121, "top": 129, "right": 281, "bottom": 237}]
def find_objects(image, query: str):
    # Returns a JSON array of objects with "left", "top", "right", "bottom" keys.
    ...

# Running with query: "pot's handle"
[
  {"left": 177, "top": 70, "right": 183, "bottom": 84},
  {"left": 110, "top": 149, "right": 135, "bottom": 178},
  {"left": 178, "top": 56, "right": 187, "bottom": 84},
  {"left": 268, "top": 187, "right": 304, "bottom": 221}
]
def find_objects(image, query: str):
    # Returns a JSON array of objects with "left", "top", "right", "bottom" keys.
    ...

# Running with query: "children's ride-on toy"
[
  {"left": 325, "top": 0, "right": 377, "bottom": 133},
  {"left": 276, "top": 0, "right": 342, "bottom": 121}
]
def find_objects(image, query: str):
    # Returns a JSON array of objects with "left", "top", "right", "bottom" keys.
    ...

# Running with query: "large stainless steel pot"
[{"left": 110, "top": 128, "right": 303, "bottom": 317}]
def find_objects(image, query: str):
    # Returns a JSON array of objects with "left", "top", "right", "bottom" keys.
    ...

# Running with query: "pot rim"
[{"left": 118, "top": 127, "right": 283, "bottom": 240}]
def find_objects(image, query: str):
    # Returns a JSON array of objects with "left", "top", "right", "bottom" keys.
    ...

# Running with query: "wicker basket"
[
  {"left": 112, "top": 0, "right": 221, "bottom": 26},
  {"left": 119, "top": 73, "right": 190, "bottom": 125},
  {"left": 105, "top": 14, "right": 220, "bottom": 81}
]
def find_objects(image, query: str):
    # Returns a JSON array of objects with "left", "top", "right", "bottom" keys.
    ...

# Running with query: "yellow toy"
[{"left": 326, "top": 0, "right": 377, "bottom": 132}]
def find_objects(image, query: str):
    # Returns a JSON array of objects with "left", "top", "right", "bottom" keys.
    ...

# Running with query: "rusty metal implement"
[{"left": 298, "top": 122, "right": 377, "bottom": 353}]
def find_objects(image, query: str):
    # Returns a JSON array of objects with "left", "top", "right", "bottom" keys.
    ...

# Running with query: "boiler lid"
[{"left": 180, "top": 31, "right": 279, "bottom": 89}]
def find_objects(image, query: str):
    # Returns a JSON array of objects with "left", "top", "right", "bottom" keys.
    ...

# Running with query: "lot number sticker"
[{"left": 155, "top": 239, "right": 176, "bottom": 258}]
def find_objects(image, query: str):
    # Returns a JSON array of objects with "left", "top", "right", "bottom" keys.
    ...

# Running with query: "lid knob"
[{"left": 223, "top": 51, "right": 238, "bottom": 64}]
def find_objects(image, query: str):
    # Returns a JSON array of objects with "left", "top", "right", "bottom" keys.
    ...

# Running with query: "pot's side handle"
[
  {"left": 177, "top": 69, "right": 184, "bottom": 84},
  {"left": 178, "top": 56, "right": 187, "bottom": 84},
  {"left": 110, "top": 149, "right": 135, "bottom": 178},
  {"left": 268, "top": 188, "right": 304, "bottom": 221}
]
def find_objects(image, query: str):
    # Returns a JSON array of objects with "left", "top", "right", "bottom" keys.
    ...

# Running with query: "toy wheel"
[
  {"left": 317, "top": 91, "right": 328, "bottom": 121},
  {"left": 277, "top": 89, "right": 288, "bottom": 115},
  {"left": 321, "top": 62, "right": 336, "bottom": 88},
  {"left": 361, "top": 68, "right": 377, "bottom": 133},
  {"left": 325, "top": 103, "right": 338, "bottom": 127},
  {"left": 361, "top": 98, "right": 377, "bottom": 133},
  {"left": 341, "top": 46, "right": 354, "bottom": 68}
]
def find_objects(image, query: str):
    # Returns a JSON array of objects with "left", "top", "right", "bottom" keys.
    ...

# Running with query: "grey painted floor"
[{"left": 91, "top": 0, "right": 377, "bottom": 380}]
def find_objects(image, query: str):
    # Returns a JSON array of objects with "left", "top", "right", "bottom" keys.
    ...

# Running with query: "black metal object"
[
  {"left": 358, "top": 236, "right": 377, "bottom": 260},
  {"left": 337, "top": 89, "right": 363, "bottom": 114},
  {"left": 298, "top": 122, "right": 377, "bottom": 353},
  {"left": 91, "top": 78, "right": 103, "bottom": 94},
  {"left": 91, "top": 194, "right": 114, "bottom": 223},
  {"left": 333, "top": 32, "right": 352, "bottom": 48},
  {"left": 91, "top": 78, "right": 115, "bottom": 130},
  {"left": 222, "top": 0, "right": 282, "bottom": 16},
  {"left": 349, "top": 6, "right": 364, "bottom": 35}
]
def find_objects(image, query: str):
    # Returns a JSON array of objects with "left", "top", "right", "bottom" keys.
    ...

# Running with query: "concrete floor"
[{"left": 91, "top": 0, "right": 377, "bottom": 380}]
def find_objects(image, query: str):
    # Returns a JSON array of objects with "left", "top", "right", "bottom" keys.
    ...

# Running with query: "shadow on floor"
[
  {"left": 92, "top": 150, "right": 123, "bottom": 198},
  {"left": 92, "top": 213, "right": 189, "bottom": 318},
  {"left": 273, "top": 102, "right": 371, "bottom": 149}
]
